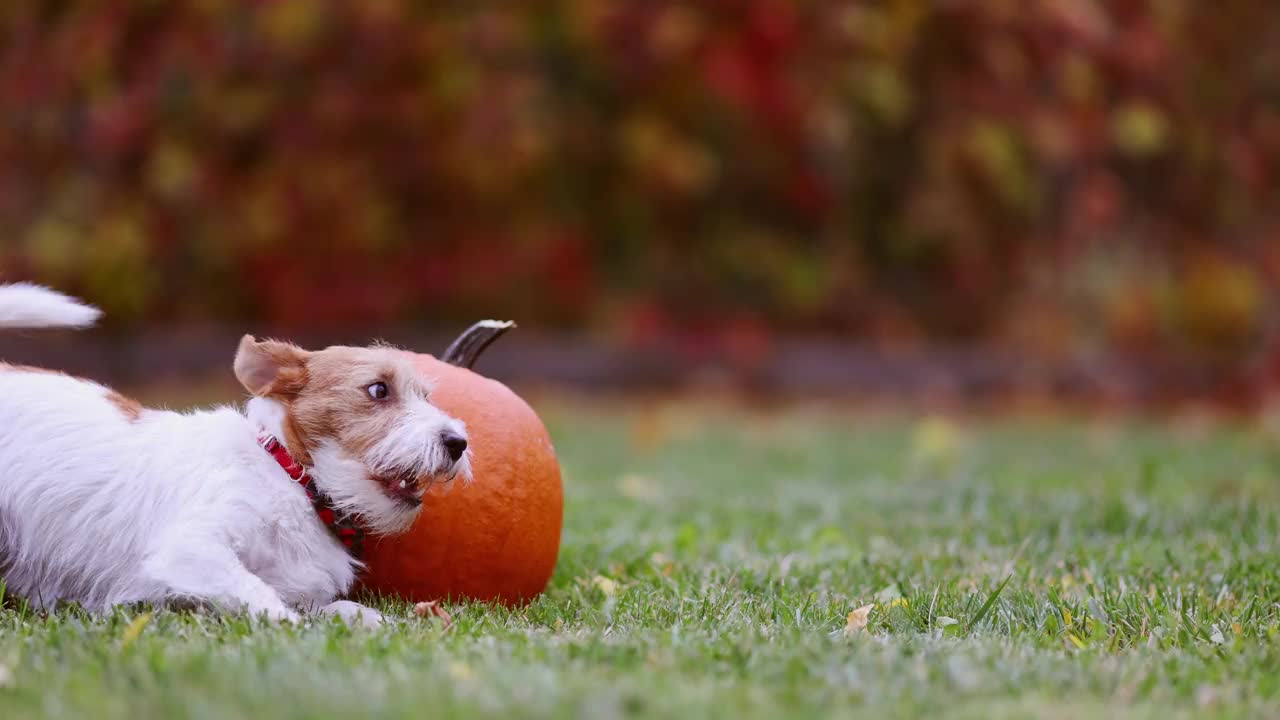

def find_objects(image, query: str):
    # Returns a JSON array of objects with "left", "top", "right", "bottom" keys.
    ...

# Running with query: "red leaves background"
[{"left": 0, "top": 1, "right": 1276, "bottom": 368}]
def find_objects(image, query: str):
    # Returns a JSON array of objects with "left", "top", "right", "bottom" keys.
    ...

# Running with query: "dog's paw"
[{"left": 318, "top": 600, "right": 384, "bottom": 629}]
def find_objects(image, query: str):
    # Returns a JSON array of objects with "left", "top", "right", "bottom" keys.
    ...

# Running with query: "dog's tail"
[{"left": 0, "top": 283, "right": 101, "bottom": 330}]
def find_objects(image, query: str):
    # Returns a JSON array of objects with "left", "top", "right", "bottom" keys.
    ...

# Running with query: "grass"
[{"left": 3, "top": 400, "right": 1280, "bottom": 718}]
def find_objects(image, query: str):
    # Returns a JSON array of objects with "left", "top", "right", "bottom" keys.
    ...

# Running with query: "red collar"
[{"left": 257, "top": 432, "right": 365, "bottom": 557}]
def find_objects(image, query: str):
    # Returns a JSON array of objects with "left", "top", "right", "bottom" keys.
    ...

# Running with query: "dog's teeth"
[{"left": 399, "top": 480, "right": 407, "bottom": 489}]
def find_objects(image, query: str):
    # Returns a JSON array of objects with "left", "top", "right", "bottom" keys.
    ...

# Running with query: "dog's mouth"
[{"left": 375, "top": 468, "right": 427, "bottom": 508}]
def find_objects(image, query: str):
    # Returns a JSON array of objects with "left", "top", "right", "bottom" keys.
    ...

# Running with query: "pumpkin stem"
[{"left": 441, "top": 320, "right": 516, "bottom": 369}]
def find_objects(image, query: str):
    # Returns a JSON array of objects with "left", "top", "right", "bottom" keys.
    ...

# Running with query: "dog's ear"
[{"left": 234, "top": 335, "right": 310, "bottom": 397}]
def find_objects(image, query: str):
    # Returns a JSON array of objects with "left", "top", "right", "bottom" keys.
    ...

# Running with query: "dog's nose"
[{"left": 442, "top": 432, "right": 468, "bottom": 463}]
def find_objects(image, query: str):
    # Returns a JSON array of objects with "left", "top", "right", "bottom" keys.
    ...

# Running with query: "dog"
[{"left": 0, "top": 284, "right": 470, "bottom": 627}]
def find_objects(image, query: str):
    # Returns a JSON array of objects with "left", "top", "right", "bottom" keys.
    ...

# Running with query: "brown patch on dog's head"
[
  {"left": 236, "top": 339, "right": 440, "bottom": 465},
  {"left": 106, "top": 390, "right": 144, "bottom": 422},
  {"left": 238, "top": 338, "right": 469, "bottom": 532},
  {"left": 281, "top": 346, "right": 430, "bottom": 465}
]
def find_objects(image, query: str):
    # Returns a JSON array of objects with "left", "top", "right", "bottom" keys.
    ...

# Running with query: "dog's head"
[{"left": 235, "top": 336, "right": 470, "bottom": 534}]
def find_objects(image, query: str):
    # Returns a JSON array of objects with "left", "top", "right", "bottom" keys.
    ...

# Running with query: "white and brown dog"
[{"left": 0, "top": 284, "right": 470, "bottom": 626}]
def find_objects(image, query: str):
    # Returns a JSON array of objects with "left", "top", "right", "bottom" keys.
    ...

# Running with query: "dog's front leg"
[
  {"left": 143, "top": 545, "right": 298, "bottom": 622},
  {"left": 315, "top": 600, "right": 384, "bottom": 629}
]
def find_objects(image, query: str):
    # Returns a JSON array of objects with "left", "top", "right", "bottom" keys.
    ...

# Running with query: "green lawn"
[{"left": 3, "top": 401, "right": 1280, "bottom": 719}]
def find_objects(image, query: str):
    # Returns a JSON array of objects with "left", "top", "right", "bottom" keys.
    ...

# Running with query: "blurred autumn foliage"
[{"left": 1, "top": 1, "right": 1278, "bottom": 364}]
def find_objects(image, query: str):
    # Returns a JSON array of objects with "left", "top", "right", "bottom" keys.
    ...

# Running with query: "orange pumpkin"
[{"left": 359, "top": 322, "right": 563, "bottom": 605}]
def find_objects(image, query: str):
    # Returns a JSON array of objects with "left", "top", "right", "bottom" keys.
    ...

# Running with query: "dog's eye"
[{"left": 367, "top": 382, "right": 389, "bottom": 400}]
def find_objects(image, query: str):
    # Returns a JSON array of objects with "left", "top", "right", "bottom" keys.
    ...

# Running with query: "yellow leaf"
[
  {"left": 843, "top": 604, "right": 874, "bottom": 635},
  {"left": 912, "top": 416, "right": 961, "bottom": 461},
  {"left": 1181, "top": 255, "right": 1264, "bottom": 344},
  {"left": 592, "top": 576, "right": 618, "bottom": 596},
  {"left": 259, "top": 0, "right": 323, "bottom": 51},
  {"left": 147, "top": 140, "right": 196, "bottom": 198},
  {"left": 1067, "top": 633, "right": 1087, "bottom": 649},
  {"left": 1232, "top": 623, "right": 1243, "bottom": 636},
  {"left": 1113, "top": 101, "right": 1169, "bottom": 156},
  {"left": 1062, "top": 607, "right": 1074, "bottom": 626},
  {"left": 857, "top": 63, "right": 913, "bottom": 126},
  {"left": 121, "top": 612, "right": 153, "bottom": 648},
  {"left": 967, "top": 121, "right": 1034, "bottom": 211}
]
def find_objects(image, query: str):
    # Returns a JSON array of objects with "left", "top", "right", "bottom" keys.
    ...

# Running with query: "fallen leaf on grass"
[
  {"left": 912, "top": 416, "right": 962, "bottom": 461},
  {"left": 592, "top": 575, "right": 618, "bottom": 596},
  {"left": 413, "top": 601, "right": 454, "bottom": 629},
  {"left": 121, "top": 611, "right": 153, "bottom": 648},
  {"left": 843, "top": 604, "right": 874, "bottom": 635}
]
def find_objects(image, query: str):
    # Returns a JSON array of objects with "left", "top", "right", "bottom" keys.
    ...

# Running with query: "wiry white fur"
[
  {"left": 0, "top": 283, "right": 101, "bottom": 329},
  {"left": 0, "top": 285, "right": 470, "bottom": 625},
  {"left": 364, "top": 391, "right": 473, "bottom": 490},
  {"left": 0, "top": 370, "right": 351, "bottom": 620},
  {"left": 315, "top": 396, "right": 471, "bottom": 537}
]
